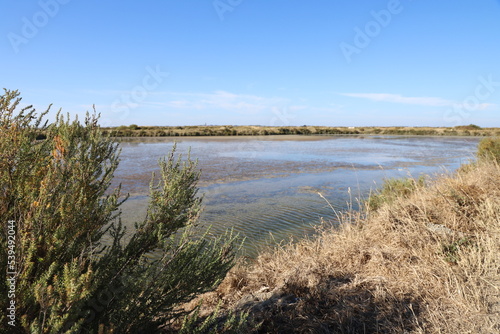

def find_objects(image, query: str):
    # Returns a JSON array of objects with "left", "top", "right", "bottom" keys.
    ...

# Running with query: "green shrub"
[
  {"left": 477, "top": 137, "right": 500, "bottom": 163},
  {"left": 442, "top": 237, "right": 473, "bottom": 265},
  {"left": 179, "top": 303, "right": 254, "bottom": 334},
  {"left": 366, "top": 176, "right": 426, "bottom": 211},
  {"left": 455, "top": 124, "right": 482, "bottom": 130},
  {"left": 0, "top": 90, "right": 238, "bottom": 333}
]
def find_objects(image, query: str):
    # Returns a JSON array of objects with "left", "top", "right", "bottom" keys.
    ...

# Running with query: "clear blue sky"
[{"left": 2, "top": 0, "right": 500, "bottom": 127}]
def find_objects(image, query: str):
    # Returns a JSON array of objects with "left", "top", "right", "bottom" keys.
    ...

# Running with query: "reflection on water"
[{"left": 112, "top": 135, "right": 480, "bottom": 258}]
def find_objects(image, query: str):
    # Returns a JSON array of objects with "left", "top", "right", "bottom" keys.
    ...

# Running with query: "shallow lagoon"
[{"left": 113, "top": 135, "right": 481, "bottom": 257}]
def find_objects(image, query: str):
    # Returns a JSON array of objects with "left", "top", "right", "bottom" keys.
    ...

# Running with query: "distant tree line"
[{"left": 99, "top": 124, "right": 499, "bottom": 138}]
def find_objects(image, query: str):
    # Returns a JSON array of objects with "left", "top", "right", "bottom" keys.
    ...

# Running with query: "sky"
[{"left": 1, "top": 0, "right": 500, "bottom": 127}]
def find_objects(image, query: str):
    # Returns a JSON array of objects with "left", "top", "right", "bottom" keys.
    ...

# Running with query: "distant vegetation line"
[{"left": 101, "top": 124, "right": 500, "bottom": 137}]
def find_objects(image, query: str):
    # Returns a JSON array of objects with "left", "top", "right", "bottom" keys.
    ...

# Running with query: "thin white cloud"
[
  {"left": 145, "top": 90, "right": 288, "bottom": 115},
  {"left": 78, "top": 89, "right": 350, "bottom": 126},
  {"left": 339, "top": 92, "right": 496, "bottom": 110},
  {"left": 476, "top": 103, "right": 496, "bottom": 110},
  {"left": 339, "top": 93, "right": 453, "bottom": 107}
]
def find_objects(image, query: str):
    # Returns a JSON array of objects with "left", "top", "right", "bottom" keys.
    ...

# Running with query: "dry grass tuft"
[{"left": 189, "top": 160, "right": 500, "bottom": 333}]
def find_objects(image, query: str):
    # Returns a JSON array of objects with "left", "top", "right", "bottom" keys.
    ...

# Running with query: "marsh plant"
[
  {"left": 365, "top": 175, "right": 426, "bottom": 211},
  {"left": 0, "top": 90, "right": 240, "bottom": 333},
  {"left": 477, "top": 136, "right": 500, "bottom": 163}
]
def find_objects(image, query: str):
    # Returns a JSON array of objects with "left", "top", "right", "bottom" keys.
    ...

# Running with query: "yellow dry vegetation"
[{"left": 194, "top": 160, "right": 500, "bottom": 333}]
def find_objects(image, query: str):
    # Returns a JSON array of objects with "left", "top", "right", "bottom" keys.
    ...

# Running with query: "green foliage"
[
  {"left": 96, "top": 125, "right": 497, "bottom": 138},
  {"left": 477, "top": 137, "right": 500, "bottom": 163},
  {"left": 442, "top": 237, "right": 473, "bottom": 265},
  {"left": 455, "top": 124, "right": 482, "bottom": 130},
  {"left": 0, "top": 90, "right": 237, "bottom": 333},
  {"left": 179, "top": 303, "right": 254, "bottom": 334},
  {"left": 366, "top": 176, "right": 426, "bottom": 211}
]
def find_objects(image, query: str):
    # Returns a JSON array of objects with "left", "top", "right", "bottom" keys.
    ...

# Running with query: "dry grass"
[{"left": 191, "top": 160, "right": 500, "bottom": 333}]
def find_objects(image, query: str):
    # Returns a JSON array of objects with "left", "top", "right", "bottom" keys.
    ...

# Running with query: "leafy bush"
[
  {"left": 0, "top": 90, "right": 238, "bottom": 333},
  {"left": 179, "top": 304, "right": 253, "bottom": 334},
  {"left": 477, "top": 137, "right": 500, "bottom": 163},
  {"left": 455, "top": 124, "right": 482, "bottom": 130},
  {"left": 442, "top": 237, "right": 473, "bottom": 265},
  {"left": 366, "top": 176, "right": 426, "bottom": 211}
]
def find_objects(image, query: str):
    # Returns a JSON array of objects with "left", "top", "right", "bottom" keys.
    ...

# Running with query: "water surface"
[{"left": 112, "top": 135, "right": 480, "bottom": 257}]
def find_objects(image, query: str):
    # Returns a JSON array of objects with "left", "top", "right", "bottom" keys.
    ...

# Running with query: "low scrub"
[
  {"left": 365, "top": 175, "right": 425, "bottom": 211},
  {"left": 0, "top": 90, "right": 240, "bottom": 333},
  {"left": 101, "top": 125, "right": 499, "bottom": 138},
  {"left": 477, "top": 136, "right": 500, "bottom": 163},
  {"left": 455, "top": 124, "right": 482, "bottom": 130}
]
